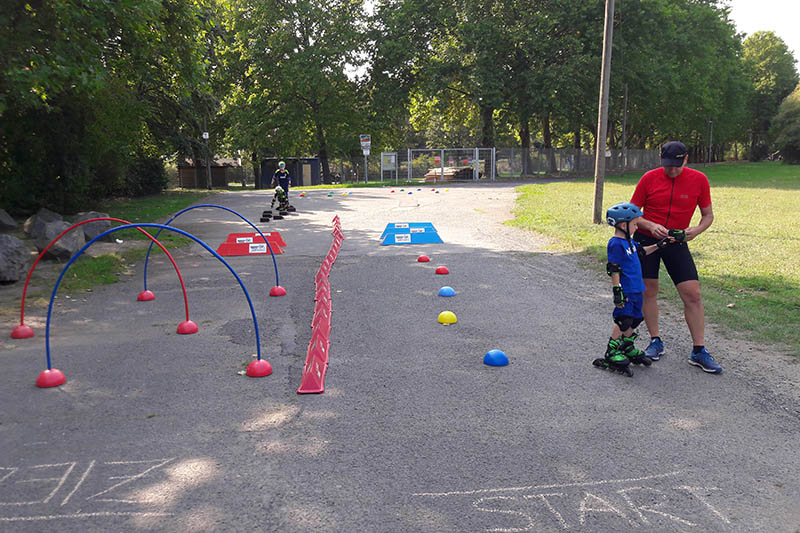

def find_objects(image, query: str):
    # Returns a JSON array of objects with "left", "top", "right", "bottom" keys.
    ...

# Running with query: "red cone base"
[
  {"left": 36, "top": 369, "right": 66, "bottom": 388},
  {"left": 435, "top": 266, "right": 450, "bottom": 275},
  {"left": 246, "top": 359, "right": 272, "bottom": 377},
  {"left": 11, "top": 324, "right": 34, "bottom": 339},
  {"left": 417, "top": 255, "right": 430, "bottom": 262},
  {"left": 137, "top": 290, "right": 156, "bottom": 301},
  {"left": 270, "top": 286, "right": 287, "bottom": 297},
  {"left": 177, "top": 320, "right": 199, "bottom": 334}
]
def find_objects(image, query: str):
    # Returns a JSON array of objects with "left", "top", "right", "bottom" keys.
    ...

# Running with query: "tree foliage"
[
  {"left": 0, "top": 0, "right": 214, "bottom": 214},
  {"left": 771, "top": 82, "right": 800, "bottom": 163},
  {"left": 742, "top": 31, "right": 799, "bottom": 160},
  {"left": 2, "top": 0, "right": 799, "bottom": 215}
]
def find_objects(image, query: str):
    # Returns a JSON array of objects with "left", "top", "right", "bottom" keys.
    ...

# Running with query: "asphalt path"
[{"left": 2, "top": 185, "right": 800, "bottom": 532}]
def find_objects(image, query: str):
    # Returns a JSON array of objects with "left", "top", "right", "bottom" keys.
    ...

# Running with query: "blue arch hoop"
[
  {"left": 142, "top": 204, "right": 279, "bottom": 292},
  {"left": 44, "top": 223, "right": 264, "bottom": 371}
]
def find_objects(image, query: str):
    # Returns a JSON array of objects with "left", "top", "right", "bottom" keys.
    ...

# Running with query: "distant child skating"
[
  {"left": 593, "top": 202, "right": 676, "bottom": 377},
  {"left": 271, "top": 160, "right": 296, "bottom": 212}
]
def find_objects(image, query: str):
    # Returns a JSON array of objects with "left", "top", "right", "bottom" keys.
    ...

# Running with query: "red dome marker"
[
  {"left": 177, "top": 320, "right": 199, "bottom": 334},
  {"left": 435, "top": 266, "right": 450, "bottom": 275},
  {"left": 137, "top": 290, "right": 155, "bottom": 301},
  {"left": 246, "top": 359, "right": 272, "bottom": 377},
  {"left": 11, "top": 324, "right": 34, "bottom": 339},
  {"left": 417, "top": 255, "right": 430, "bottom": 262},
  {"left": 36, "top": 369, "right": 66, "bottom": 388},
  {"left": 270, "top": 286, "right": 287, "bottom": 297}
]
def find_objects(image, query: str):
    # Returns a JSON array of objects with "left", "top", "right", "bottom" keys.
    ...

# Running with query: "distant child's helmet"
[
  {"left": 275, "top": 185, "right": 285, "bottom": 194},
  {"left": 278, "top": 161, "right": 286, "bottom": 168},
  {"left": 606, "top": 202, "right": 643, "bottom": 226}
]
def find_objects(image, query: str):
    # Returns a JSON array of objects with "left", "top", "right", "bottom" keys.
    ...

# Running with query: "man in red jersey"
[{"left": 630, "top": 141, "right": 721, "bottom": 373}]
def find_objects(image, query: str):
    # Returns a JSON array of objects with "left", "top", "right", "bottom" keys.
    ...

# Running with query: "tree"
[
  {"left": 771, "top": 82, "right": 800, "bottom": 163},
  {"left": 742, "top": 31, "right": 799, "bottom": 160},
  {"left": 0, "top": 0, "right": 215, "bottom": 213},
  {"left": 222, "top": 0, "right": 365, "bottom": 184}
]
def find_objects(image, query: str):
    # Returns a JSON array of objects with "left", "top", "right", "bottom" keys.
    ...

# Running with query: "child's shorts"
[{"left": 612, "top": 291, "right": 643, "bottom": 321}]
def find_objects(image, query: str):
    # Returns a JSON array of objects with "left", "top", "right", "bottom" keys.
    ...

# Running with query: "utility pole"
[
  {"left": 707, "top": 119, "right": 714, "bottom": 165},
  {"left": 620, "top": 83, "right": 628, "bottom": 177},
  {"left": 203, "top": 116, "right": 212, "bottom": 190},
  {"left": 592, "top": 0, "right": 615, "bottom": 224}
]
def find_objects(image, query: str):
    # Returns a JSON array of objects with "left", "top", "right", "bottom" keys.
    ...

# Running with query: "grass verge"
[
  {"left": 57, "top": 191, "right": 212, "bottom": 291},
  {"left": 509, "top": 161, "right": 800, "bottom": 357}
]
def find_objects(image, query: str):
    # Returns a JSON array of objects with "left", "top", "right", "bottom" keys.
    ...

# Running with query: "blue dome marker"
[
  {"left": 438, "top": 286, "right": 455, "bottom": 297},
  {"left": 484, "top": 349, "right": 509, "bottom": 367}
]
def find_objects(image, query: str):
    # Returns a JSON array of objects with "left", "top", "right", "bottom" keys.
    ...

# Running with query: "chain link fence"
[
  {"left": 496, "top": 147, "right": 659, "bottom": 177},
  {"left": 332, "top": 147, "right": 659, "bottom": 184}
]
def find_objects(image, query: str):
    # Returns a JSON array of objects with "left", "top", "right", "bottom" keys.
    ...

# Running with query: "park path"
[{"left": 1, "top": 184, "right": 799, "bottom": 532}]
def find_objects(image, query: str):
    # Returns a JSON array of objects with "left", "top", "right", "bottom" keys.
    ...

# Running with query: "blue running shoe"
[
  {"left": 644, "top": 338, "right": 664, "bottom": 361},
  {"left": 688, "top": 348, "right": 722, "bottom": 374}
]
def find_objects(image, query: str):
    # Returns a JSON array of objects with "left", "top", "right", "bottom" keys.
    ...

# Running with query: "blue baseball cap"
[{"left": 661, "top": 141, "right": 688, "bottom": 167}]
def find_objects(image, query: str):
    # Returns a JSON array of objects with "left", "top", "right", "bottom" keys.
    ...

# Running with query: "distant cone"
[
  {"left": 435, "top": 266, "right": 449, "bottom": 275},
  {"left": 417, "top": 255, "right": 430, "bottom": 262},
  {"left": 438, "top": 310, "right": 457, "bottom": 325}
]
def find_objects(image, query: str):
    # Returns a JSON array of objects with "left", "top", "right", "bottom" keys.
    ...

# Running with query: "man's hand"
[
  {"left": 650, "top": 224, "right": 668, "bottom": 238},
  {"left": 613, "top": 285, "right": 626, "bottom": 308}
]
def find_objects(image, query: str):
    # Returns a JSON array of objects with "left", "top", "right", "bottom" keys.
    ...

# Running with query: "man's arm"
[{"left": 686, "top": 204, "right": 713, "bottom": 241}]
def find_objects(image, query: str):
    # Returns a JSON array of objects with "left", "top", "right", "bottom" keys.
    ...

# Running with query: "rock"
[
  {"left": 0, "top": 235, "right": 31, "bottom": 282},
  {"left": 33, "top": 220, "right": 85, "bottom": 259},
  {"left": 24, "top": 208, "right": 63, "bottom": 238},
  {"left": 74, "top": 211, "right": 113, "bottom": 242},
  {"left": 0, "top": 209, "right": 16, "bottom": 231}
]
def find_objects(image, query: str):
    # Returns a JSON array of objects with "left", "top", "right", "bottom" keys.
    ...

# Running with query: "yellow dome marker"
[{"left": 438, "top": 310, "right": 458, "bottom": 325}]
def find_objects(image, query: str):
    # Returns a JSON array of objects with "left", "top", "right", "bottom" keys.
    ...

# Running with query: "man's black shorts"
[{"left": 633, "top": 232, "right": 698, "bottom": 285}]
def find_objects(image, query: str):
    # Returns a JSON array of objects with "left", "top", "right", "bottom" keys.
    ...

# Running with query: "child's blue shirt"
[{"left": 607, "top": 236, "right": 645, "bottom": 294}]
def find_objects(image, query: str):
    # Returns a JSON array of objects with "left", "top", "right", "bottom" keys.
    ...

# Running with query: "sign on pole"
[{"left": 360, "top": 134, "right": 371, "bottom": 182}]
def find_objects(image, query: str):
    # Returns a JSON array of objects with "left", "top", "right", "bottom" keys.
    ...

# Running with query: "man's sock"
[
  {"left": 692, "top": 345, "right": 705, "bottom": 354},
  {"left": 651, "top": 336, "right": 662, "bottom": 342}
]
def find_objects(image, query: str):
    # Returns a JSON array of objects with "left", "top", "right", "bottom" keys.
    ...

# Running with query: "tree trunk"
[
  {"left": 314, "top": 119, "right": 332, "bottom": 184},
  {"left": 520, "top": 117, "right": 531, "bottom": 176},
  {"left": 480, "top": 105, "right": 495, "bottom": 147},
  {"left": 542, "top": 112, "right": 556, "bottom": 173},
  {"left": 252, "top": 151, "right": 262, "bottom": 189}
]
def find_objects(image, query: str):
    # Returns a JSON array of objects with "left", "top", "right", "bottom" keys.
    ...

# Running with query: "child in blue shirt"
[{"left": 594, "top": 202, "right": 674, "bottom": 376}]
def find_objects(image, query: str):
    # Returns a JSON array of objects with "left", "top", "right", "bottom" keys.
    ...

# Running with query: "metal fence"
[
  {"left": 332, "top": 147, "right": 659, "bottom": 184},
  {"left": 376, "top": 148, "right": 496, "bottom": 184},
  {"left": 496, "top": 147, "right": 660, "bottom": 177}
]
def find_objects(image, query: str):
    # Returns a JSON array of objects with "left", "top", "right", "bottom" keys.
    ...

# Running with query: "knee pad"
[
  {"left": 613, "top": 315, "right": 634, "bottom": 331},
  {"left": 615, "top": 315, "right": 642, "bottom": 332}
]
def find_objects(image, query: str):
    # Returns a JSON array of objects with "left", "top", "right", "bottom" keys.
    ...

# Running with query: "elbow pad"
[{"left": 606, "top": 262, "right": 621, "bottom": 277}]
